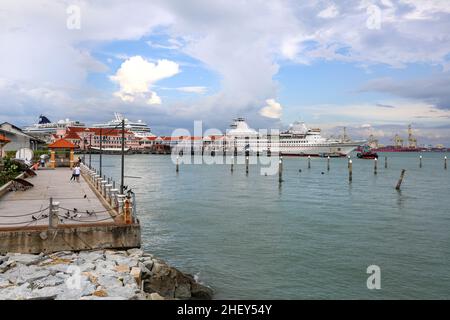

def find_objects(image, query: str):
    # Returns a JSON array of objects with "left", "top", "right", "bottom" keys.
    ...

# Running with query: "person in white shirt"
[{"left": 74, "top": 165, "right": 81, "bottom": 182}]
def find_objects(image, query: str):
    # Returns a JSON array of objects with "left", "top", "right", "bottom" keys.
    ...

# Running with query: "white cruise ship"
[
  {"left": 92, "top": 113, "right": 155, "bottom": 138},
  {"left": 218, "top": 118, "right": 364, "bottom": 157},
  {"left": 23, "top": 115, "right": 85, "bottom": 138}
]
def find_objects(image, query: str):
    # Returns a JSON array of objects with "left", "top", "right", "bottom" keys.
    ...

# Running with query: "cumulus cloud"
[
  {"left": 110, "top": 56, "right": 179, "bottom": 105},
  {"left": 176, "top": 86, "right": 207, "bottom": 94},
  {"left": 259, "top": 99, "right": 282, "bottom": 119},
  {"left": 318, "top": 4, "right": 339, "bottom": 18}
]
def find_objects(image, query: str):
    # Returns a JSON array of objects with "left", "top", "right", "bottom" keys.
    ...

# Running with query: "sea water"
[{"left": 92, "top": 152, "right": 450, "bottom": 299}]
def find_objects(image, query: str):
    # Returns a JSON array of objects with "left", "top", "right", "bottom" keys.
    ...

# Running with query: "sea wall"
[
  {"left": 0, "top": 223, "right": 141, "bottom": 255},
  {"left": 0, "top": 249, "right": 213, "bottom": 300}
]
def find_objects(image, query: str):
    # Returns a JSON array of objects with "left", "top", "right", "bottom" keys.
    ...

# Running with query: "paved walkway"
[{"left": 0, "top": 168, "right": 114, "bottom": 229}]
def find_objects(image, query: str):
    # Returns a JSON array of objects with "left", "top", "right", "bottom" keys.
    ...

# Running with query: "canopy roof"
[{"left": 48, "top": 138, "right": 76, "bottom": 149}]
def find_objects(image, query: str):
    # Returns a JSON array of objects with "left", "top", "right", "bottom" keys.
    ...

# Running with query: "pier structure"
[{"left": 0, "top": 164, "right": 140, "bottom": 254}]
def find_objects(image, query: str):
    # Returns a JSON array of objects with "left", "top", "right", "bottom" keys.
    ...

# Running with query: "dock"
[{"left": 0, "top": 165, "right": 141, "bottom": 254}]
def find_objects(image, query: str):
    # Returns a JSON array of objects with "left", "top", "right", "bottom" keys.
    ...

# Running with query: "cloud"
[
  {"left": 176, "top": 86, "right": 207, "bottom": 94},
  {"left": 318, "top": 4, "right": 339, "bottom": 18},
  {"left": 110, "top": 56, "right": 180, "bottom": 104},
  {"left": 376, "top": 103, "right": 395, "bottom": 109},
  {"left": 302, "top": 100, "right": 450, "bottom": 125},
  {"left": 2, "top": 0, "right": 450, "bottom": 139},
  {"left": 259, "top": 99, "right": 282, "bottom": 119},
  {"left": 360, "top": 74, "right": 450, "bottom": 110}
]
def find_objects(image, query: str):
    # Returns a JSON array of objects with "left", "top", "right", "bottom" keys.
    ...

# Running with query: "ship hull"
[{"left": 278, "top": 143, "right": 360, "bottom": 157}]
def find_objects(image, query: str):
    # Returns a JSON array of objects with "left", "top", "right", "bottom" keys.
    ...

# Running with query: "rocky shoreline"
[{"left": 0, "top": 249, "right": 213, "bottom": 300}]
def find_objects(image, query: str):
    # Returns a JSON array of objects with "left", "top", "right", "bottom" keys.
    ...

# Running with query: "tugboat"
[{"left": 357, "top": 145, "right": 378, "bottom": 159}]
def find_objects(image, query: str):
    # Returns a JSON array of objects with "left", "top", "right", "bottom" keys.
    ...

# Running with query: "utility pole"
[
  {"left": 121, "top": 119, "right": 125, "bottom": 194},
  {"left": 89, "top": 133, "right": 93, "bottom": 168},
  {"left": 99, "top": 128, "right": 103, "bottom": 177}
]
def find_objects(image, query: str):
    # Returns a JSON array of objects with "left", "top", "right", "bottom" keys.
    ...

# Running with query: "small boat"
[{"left": 357, "top": 145, "right": 378, "bottom": 159}]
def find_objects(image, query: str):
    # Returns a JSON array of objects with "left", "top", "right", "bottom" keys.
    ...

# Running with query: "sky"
[{"left": 1, "top": 0, "right": 450, "bottom": 146}]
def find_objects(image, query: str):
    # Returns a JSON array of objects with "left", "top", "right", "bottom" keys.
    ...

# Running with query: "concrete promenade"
[{"left": 0, "top": 168, "right": 114, "bottom": 229}]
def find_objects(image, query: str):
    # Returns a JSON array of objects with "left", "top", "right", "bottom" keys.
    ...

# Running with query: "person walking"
[{"left": 74, "top": 165, "right": 81, "bottom": 182}]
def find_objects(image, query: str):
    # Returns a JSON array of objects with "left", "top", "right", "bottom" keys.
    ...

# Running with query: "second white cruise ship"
[
  {"left": 93, "top": 113, "right": 155, "bottom": 138},
  {"left": 214, "top": 118, "right": 364, "bottom": 157}
]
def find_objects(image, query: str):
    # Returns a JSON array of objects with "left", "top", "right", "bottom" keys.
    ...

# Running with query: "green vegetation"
[{"left": 0, "top": 158, "right": 23, "bottom": 186}]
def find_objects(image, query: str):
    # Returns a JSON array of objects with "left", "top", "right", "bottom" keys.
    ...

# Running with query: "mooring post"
[
  {"left": 231, "top": 156, "right": 234, "bottom": 173},
  {"left": 48, "top": 197, "right": 59, "bottom": 229},
  {"left": 279, "top": 157, "right": 283, "bottom": 184},
  {"left": 176, "top": 156, "right": 179, "bottom": 173},
  {"left": 327, "top": 156, "right": 330, "bottom": 171},
  {"left": 374, "top": 158, "right": 378, "bottom": 175},
  {"left": 348, "top": 159, "right": 353, "bottom": 183},
  {"left": 347, "top": 155, "right": 351, "bottom": 169},
  {"left": 445, "top": 156, "right": 447, "bottom": 170},
  {"left": 419, "top": 155, "right": 422, "bottom": 168},
  {"left": 396, "top": 169, "right": 406, "bottom": 190},
  {"left": 48, "top": 197, "right": 53, "bottom": 228},
  {"left": 246, "top": 156, "right": 249, "bottom": 175},
  {"left": 385, "top": 156, "right": 388, "bottom": 169},
  {"left": 308, "top": 155, "right": 311, "bottom": 169}
]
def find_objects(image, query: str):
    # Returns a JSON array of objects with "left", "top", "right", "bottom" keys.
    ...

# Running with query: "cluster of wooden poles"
[{"left": 175, "top": 154, "right": 448, "bottom": 191}]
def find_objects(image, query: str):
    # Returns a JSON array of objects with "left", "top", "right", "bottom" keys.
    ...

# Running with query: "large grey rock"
[
  {"left": 4, "top": 265, "right": 50, "bottom": 285},
  {"left": 32, "top": 275, "right": 65, "bottom": 288},
  {"left": 141, "top": 258, "right": 154, "bottom": 271},
  {"left": 0, "top": 260, "right": 16, "bottom": 273},
  {"left": 95, "top": 260, "right": 117, "bottom": 276},
  {"left": 78, "top": 250, "right": 105, "bottom": 262},
  {"left": 30, "top": 285, "right": 65, "bottom": 300},
  {"left": 96, "top": 275, "right": 123, "bottom": 289},
  {"left": 76, "top": 261, "right": 96, "bottom": 272},
  {"left": 7, "top": 253, "right": 42, "bottom": 266},
  {"left": 127, "top": 248, "right": 143, "bottom": 257},
  {"left": 46, "top": 263, "right": 71, "bottom": 274},
  {"left": 0, "top": 283, "right": 32, "bottom": 300},
  {"left": 105, "top": 254, "right": 138, "bottom": 268},
  {"left": 105, "top": 284, "right": 138, "bottom": 299},
  {"left": 0, "top": 255, "right": 8, "bottom": 265},
  {"left": 119, "top": 273, "right": 138, "bottom": 287},
  {"left": 0, "top": 275, "right": 11, "bottom": 289}
]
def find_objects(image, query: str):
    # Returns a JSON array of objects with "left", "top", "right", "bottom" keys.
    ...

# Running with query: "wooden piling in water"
[
  {"left": 348, "top": 159, "right": 352, "bottom": 183},
  {"left": 374, "top": 158, "right": 378, "bottom": 175},
  {"left": 385, "top": 156, "right": 388, "bottom": 169},
  {"left": 327, "top": 156, "right": 330, "bottom": 171},
  {"left": 419, "top": 155, "right": 422, "bottom": 168},
  {"left": 396, "top": 169, "right": 406, "bottom": 190},
  {"left": 347, "top": 156, "right": 351, "bottom": 169},
  {"left": 245, "top": 156, "right": 249, "bottom": 175},
  {"left": 445, "top": 156, "right": 447, "bottom": 170},
  {"left": 231, "top": 156, "right": 234, "bottom": 173},
  {"left": 279, "top": 157, "right": 283, "bottom": 184},
  {"left": 308, "top": 156, "right": 311, "bottom": 169},
  {"left": 176, "top": 156, "right": 179, "bottom": 173}
]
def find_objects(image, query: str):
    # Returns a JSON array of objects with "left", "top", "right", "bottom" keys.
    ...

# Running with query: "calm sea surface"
[{"left": 92, "top": 152, "right": 450, "bottom": 299}]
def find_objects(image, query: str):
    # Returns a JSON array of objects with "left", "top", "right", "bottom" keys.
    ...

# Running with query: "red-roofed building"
[{"left": 54, "top": 127, "right": 142, "bottom": 151}]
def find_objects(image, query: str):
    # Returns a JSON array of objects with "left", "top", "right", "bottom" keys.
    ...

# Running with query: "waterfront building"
[{"left": 0, "top": 122, "right": 46, "bottom": 153}]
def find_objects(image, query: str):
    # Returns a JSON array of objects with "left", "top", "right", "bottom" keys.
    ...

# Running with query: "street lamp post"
[
  {"left": 99, "top": 128, "right": 103, "bottom": 177},
  {"left": 121, "top": 119, "right": 125, "bottom": 194}
]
